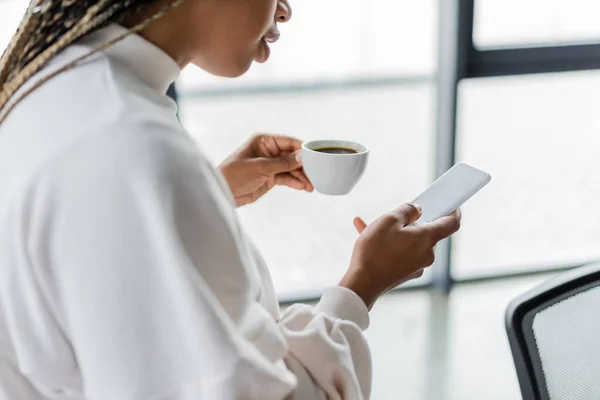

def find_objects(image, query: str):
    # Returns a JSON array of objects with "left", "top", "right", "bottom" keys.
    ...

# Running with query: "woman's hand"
[
  {"left": 341, "top": 204, "right": 462, "bottom": 309},
  {"left": 219, "top": 134, "right": 314, "bottom": 207}
]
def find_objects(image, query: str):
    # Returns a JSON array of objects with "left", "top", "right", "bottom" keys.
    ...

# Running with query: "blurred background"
[{"left": 2, "top": 0, "right": 600, "bottom": 398}]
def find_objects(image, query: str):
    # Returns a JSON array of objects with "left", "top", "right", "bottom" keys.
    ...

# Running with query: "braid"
[
  {"left": 0, "top": 1, "right": 40, "bottom": 84},
  {"left": 0, "top": 0, "right": 183, "bottom": 125}
]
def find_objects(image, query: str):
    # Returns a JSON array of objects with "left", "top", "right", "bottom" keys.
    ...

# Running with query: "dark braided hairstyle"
[{"left": 0, "top": 0, "right": 183, "bottom": 124}]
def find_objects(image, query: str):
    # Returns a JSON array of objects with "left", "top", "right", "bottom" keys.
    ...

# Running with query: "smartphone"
[{"left": 412, "top": 162, "right": 491, "bottom": 224}]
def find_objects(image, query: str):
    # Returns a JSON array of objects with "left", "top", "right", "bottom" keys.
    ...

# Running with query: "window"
[
  {"left": 178, "top": 0, "right": 439, "bottom": 297},
  {"left": 452, "top": 70, "right": 600, "bottom": 278},
  {"left": 474, "top": 0, "right": 600, "bottom": 48},
  {"left": 178, "top": 0, "right": 437, "bottom": 91}
]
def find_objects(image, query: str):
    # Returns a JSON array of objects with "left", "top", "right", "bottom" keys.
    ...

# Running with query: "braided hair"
[{"left": 0, "top": 0, "right": 183, "bottom": 124}]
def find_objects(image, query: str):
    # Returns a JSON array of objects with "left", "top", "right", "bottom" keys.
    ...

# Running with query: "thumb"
[
  {"left": 353, "top": 217, "right": 368, "bottom": 234},
  {"left": 393, "top": 203, "right": 423, "bottom": 226},
  {"left": 257, "top": 151, "right": 302, "bottom": 175}
]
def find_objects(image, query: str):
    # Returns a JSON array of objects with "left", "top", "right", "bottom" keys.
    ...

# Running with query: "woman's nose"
[{"left": 276, "top": 0, "right": 292, "bottom": 23}]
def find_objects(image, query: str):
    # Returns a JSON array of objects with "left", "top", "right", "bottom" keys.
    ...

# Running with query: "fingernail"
[
  {"left": 414, "top": 204, "right": 423, "bottom": 213},
  {"left": 295, "top": 152, "right": 302, "bottom": 163}
]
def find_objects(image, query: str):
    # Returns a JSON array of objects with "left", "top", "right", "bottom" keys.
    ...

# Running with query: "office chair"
[{"left": 505, "top": 262, "right": 600, "bottom": 400}]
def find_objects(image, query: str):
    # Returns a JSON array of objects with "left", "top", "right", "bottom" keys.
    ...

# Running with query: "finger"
[
  {"left": 408, "top": 269, "right": 425, "bottom": 280},
  {"left": 353, "top": 217, "right": 368, "bottom": 234},
  {"left": 235, "top": 181, "right": 271, "bottom": 206},
  {"left": 275, "top": 173, "right": 306, "bottom": 190},
  {"left": 388, "top": 268, "right": 425, "bottom": 290},
  {"left": 423, "top": 249, "right": 436, "bottom": 267},
  {"left": 269, "top": 134, "right": 303, "bottom": 152},
  {"left": 424, "top": 212, "right": 462, "bottom": 242},
  {"left": 290, "top": 168, "right": 314, "bottom": 192},
  {"left": 402, "top": 269, "right": 425, "bottom": 284},
  {"left": 253, "top": 134, "right": 303, "bottom": 156},
  {"left": 392, "top": 203, "right": 423, "bottom": 227},
  {"left": 254, "top": 151, "right": 302, "bottom": 175},
  {"left": 452, "top": 207, "right": 462, "bottom": 222}
]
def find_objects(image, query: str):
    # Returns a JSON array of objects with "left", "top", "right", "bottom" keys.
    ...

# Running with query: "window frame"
[{"left": 433, "top": 0, "right": 600, "bottom": 291}]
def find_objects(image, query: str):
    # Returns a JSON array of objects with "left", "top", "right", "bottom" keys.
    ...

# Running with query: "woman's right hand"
[{"left": 339, "top": 203, "right": 462, "bottom": 310}]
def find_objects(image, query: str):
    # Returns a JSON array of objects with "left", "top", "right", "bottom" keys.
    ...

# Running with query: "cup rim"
[{"left": 302, "top": 139, "right": 369, "bottom": 156}]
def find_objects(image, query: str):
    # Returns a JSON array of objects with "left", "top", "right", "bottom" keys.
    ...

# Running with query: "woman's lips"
[
  {"left": 265, "top": 30, "right": 281, "bottom": 44},
  {"left": 256, "top": 38, "right": 271, "bottom": 63},
  {"left": 256, "top": 29, "right": 280, "bottom": 64}
]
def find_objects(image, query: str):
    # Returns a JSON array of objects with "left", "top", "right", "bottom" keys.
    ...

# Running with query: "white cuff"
[{"left": 314, "top": 286, "right": 370, "bottom": 330}]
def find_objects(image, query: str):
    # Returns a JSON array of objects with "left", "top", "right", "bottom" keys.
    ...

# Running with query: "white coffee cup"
[{"left": 301, "top": 140, "right": 369, "bottom": 195}]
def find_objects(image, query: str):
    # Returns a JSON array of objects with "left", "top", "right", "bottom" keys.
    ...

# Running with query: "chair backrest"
[{"left": 505, "top": 262, "right": 600, "bottom": 400}]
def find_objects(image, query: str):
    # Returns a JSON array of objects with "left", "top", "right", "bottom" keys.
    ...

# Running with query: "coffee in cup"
[
  {"left": 313, "top": 146, "right": 359, "bottom": 155},
  {"left": 301, "top": 140, "right": 369, "bottom": 195}
]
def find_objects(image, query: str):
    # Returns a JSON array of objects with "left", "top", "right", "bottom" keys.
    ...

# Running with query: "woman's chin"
[{"left": 192, "top": 59, "right": 252, "bottom": 79}]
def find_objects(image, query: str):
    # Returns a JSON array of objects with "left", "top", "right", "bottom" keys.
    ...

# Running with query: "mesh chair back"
[{"left": 506, "top": 263, "right": 600, "bottom": 400}]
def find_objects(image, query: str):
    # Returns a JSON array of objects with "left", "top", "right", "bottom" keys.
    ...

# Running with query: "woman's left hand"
[{"left": 219, "top": 134, "right": 314, "bottom": 207}]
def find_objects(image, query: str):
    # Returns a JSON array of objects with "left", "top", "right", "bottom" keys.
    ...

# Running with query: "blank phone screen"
[{"left": 412, "top": 163, "right": 491, "bottom": 224}]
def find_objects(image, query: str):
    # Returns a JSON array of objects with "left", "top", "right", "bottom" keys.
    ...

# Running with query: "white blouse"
[{"left": 0, "top": 25, "right": 372, "bottom": 400}]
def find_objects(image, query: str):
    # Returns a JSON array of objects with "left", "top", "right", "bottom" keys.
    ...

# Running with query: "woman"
[{"left": 0, "top": 1, "right": 461, "bottom": 399}]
